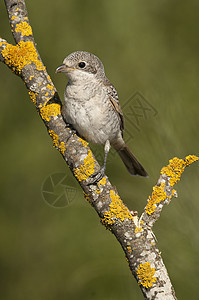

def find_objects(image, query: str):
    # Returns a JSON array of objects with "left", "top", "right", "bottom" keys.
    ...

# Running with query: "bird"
[{"left": 56, "top": 51, "right": 148, "bottom": 184}]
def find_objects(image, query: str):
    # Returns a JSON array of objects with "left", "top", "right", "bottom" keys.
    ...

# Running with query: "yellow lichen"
[
  {"left": 39, "top": 97, "right": 53, "bottom": 109},
  {"left": 161, "top": 155, "right": 198, "bottom": 186},
  {"left": 73, "top": 150, "right": 95, "bottom": 181},
  {"left": 145, "top": 183, "right": 166, "bottom": 215},
  {"left": 1, "top": 41, "right": 45, "bottom": 74},
  {"left": 99, "top": 177, "right": 106, "bottom": 185},
  {"left": 84, "top": 192, "right": 92, "bottom": 205},
  {"left": 15, "top": 21, "right": 32, "bottom": 36},
  {"left": 40, "top": 103, "right": 61, "bottom": 122},
  {"left": 47, "top": 84, "right": 54, "bottom": 90},
  {"left": 145, "top": 197, "right": 156, "bottom": 215},
  {"left": 48, "top": 130, "right": 65, "bottom": 153},
  {"left": 95, "top": 189, "right": 102, "bottom": 194},
  {"left": 146, "top": 155, "right": 198, "bottom": 215},
  {"left": 79, "top": 137, "right": 88, "bottom": 147},
  {"left": 127, "top": 246, "right": 132, "bottom": 254},
  {"left": 161, "top": 157, "right": 185, "bottom": 186},
  {"left": 28, "top": 90, "right": 37, "bottom": 106},
  {"left": 152, "top": 185, "right": 166, "bottom": 203},
  {"left": 134, "top": 219, "right": 143, "bottom": 234},
  {"left": 135, "top": 226, "right": 143, "bottom": 234},
  {"left": 184, "top": 154, "right": 199, "bottom": 166},
  {"left": 48, "top": 130, "right": 59, "bottom": 147},
  {"left": 11, "top": 15, "right": 17, "bottom": 20},
  {"left": 101, "top": 190, "right": 133, "bottom": 226},
  {"left": 59, "top": 142, "right": 66, "bottom": 155},
  {"left": 137, "top": 262, "right": 157, "bottom": 288}
]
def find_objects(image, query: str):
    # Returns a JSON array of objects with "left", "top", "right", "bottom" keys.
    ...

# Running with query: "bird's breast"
[{"left": 62, "top": 83, "right": 121, "bottom": 144}]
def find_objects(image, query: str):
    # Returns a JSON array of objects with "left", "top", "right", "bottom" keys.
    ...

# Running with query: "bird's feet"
[{"left": 86, "top": 166, "right": 106, "bottom": 185}]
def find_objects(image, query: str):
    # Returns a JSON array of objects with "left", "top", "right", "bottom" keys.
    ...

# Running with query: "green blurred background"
[{"left": 0, "top": 0, "right": 199, "bottom": 299}]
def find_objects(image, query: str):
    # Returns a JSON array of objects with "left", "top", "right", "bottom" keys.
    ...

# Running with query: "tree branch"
[{"left": 1, "top": 0, "right": 198, "bottom": 298}]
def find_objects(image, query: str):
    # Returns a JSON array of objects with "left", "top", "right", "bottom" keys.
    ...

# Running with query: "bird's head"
[{"left": 56, "top": 51, "right": 106, "bottom": 83}]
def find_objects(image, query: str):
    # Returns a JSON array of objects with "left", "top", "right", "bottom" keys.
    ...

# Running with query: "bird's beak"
[{"left": 55, "top": 64, "right": 69, "bottom": 73}]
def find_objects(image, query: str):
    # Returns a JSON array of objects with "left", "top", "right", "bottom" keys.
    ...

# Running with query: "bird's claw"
[{"left": 86, "top": 166, "right": 106, "bottom": 185}]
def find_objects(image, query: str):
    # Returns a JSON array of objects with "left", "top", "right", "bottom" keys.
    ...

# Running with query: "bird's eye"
[{"left": 78, "top": 62, "right": 86, "bottom": 68}]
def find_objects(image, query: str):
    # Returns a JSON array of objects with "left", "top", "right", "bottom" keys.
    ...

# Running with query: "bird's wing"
[{"left": 105, "top": 80, "right": 125, "bottom": 132}]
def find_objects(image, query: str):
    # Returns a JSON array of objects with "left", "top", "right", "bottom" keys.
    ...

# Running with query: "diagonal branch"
[
  {"left": 4, "top": 0, "right": 34, "bottom": 44},
  {"left": 141, "top": 155, "right": 199, "bottom": 228},
  {"left": 1, "top": 1, "right": 198, "bottom": 299}
]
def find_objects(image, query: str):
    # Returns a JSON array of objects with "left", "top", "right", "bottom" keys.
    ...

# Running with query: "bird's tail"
[{"left": 117, "top": 145, "right": 148, "bottom": 177}]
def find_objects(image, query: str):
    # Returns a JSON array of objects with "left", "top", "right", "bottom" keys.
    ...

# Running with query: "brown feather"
[{"left": 108, "top": 96, "right": 124, "bottom": 132}]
